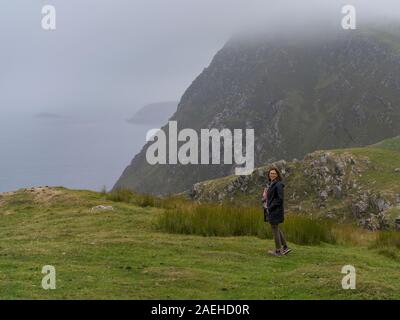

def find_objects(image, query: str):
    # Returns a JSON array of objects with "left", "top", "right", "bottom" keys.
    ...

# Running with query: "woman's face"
[{"left": 269, "top": 170, "right": 278, "bottom": 181}]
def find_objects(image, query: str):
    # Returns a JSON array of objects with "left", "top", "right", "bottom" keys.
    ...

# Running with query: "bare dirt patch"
[
  {"left": 0, "top": 191, "right": 16, "bottom": 207},
  {"left": 28, "top": 187, "right": 63, "bottom": 203},
  {"left": 0, "top": 187, "right": 64, "bottom": 207}
]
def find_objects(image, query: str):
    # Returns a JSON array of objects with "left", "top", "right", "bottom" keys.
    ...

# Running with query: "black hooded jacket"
[{"left": 266, "top": 180, "right": 285, "bottom": 225}]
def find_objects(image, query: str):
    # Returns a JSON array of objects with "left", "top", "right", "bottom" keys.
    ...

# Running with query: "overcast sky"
[{"left": 1, "top": 0, "right": 399, "bottom": 120}]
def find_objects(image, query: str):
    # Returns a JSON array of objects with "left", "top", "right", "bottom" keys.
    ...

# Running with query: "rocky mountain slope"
[
  {"left": 188, "top": 136, "right": 400, "bottom": 230},
  {"left": 114, "top": 26, "right": 400, "bottom": 195}
]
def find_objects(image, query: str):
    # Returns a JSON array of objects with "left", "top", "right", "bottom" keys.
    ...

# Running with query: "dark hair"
[{"left": 266, "top": 166, "right": 283, "bottom": 182}]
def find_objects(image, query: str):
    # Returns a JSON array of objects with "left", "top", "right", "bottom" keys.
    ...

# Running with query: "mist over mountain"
[
  {"left": 114, "top": 24, "right": 400, "bottom": 195},
  {"left": 34, "top": 112, "right": 70, "bottom": 120},
  {"left": 127, "top": 101, "right": 178, "bottom": 126}
]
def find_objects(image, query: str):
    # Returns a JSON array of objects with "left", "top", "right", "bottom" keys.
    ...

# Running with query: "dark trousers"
[{"left": 271, "top": 224, "right": 287, "bottom": 250}]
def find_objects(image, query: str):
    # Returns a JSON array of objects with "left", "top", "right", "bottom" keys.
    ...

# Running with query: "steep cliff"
[{"left": 114, "top": 26, "right": 400, "bottom": 194}]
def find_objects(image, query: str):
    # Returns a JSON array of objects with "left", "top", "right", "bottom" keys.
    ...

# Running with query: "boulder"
[
  {"left": 332, "top": 185, "right": 342, "bottom": 199},
  {"left": 372, "top": 197, "right": 392, "bottom": 212},
  {"left": 91, "top": 205, "right": 114, "bottom": 212},
  {"left": 352, "top": 201, "right": 369, "bottom": 218},
  {"left": 319, "top": 190, "right": 328, "bottom": 201}
]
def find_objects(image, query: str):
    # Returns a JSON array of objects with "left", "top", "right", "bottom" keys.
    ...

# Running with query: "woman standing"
[{"left": 262, "top": 167, "right": 292, "bottom": 257}]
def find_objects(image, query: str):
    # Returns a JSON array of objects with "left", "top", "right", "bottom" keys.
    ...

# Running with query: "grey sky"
[{"left": 1, "top": 0, "right": 399, "bottom": 120}]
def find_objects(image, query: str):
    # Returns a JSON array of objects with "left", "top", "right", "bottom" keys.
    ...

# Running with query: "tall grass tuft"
[
  {"left": 332, "top": 224, "right": 376, "bottom": 246},
  {"left": 156, "top": 204, "right": 337, "bottom": 245},
  {"left": 281, "top": 215, "right": 336, "bottom": 245},
  {"left": 157, "top": 204, "right": 268, "bottom": 237},
  {"left": 106, "top": 188, "right": 191, "bottom": 209},
  {"left": 134, "top": 193, "right": 161, "bottom": 207},
  {"left": 371, "top": 231, "right": 400, "bottom": 249},
  {"left": 106, "top": 188, "right": 135, "bottom": 202},
  {"left": 106, "top": 190, "right": 381, "bottom": 247}
]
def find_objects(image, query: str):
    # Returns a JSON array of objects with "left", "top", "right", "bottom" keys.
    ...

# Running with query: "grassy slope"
[
  {"left": 371, "top": 135, "right": 400, "bottom": 152},
  {"left": 0, "top": 187, "right": 399, "bottom": 299},
  {"left": 331, "top": 136, "right": 400, "bottom": 194}
]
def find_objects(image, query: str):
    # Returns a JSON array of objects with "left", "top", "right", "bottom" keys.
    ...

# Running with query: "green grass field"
[{"left": 0, "top": 187, "right": 399, "bottom": 299}]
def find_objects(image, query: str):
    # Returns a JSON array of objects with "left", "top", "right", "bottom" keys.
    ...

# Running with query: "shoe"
[
  {"left": 282, "top": 247, "right": 292, "bottom": 255},
  {"left": 267, "top": 249, "right": 283, "bottom": 257}
]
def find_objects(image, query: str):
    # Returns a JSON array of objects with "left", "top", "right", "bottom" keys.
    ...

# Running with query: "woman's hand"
[{"left": 262, "top": 187, "right": 267, "bottom": 200}]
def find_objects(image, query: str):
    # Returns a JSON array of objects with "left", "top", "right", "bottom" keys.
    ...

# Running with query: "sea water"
[{"left": 0, "top": 114, "right": 153, "bottom": 193}]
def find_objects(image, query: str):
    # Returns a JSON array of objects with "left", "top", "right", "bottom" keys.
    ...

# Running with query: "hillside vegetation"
[
  {"left": 0, "top": 186, "right": 399, "bottom": 299},
  {"left": 189, "top": 136, "right": 400, "bottom": 230}
]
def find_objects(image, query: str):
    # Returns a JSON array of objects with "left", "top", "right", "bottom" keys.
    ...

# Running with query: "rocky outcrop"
[
  {"left": 188, "top": 148, "right": 400, "bottom": 231},
  {"left": 350, "top": 192, "right": 393, "bottom": 230}
]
